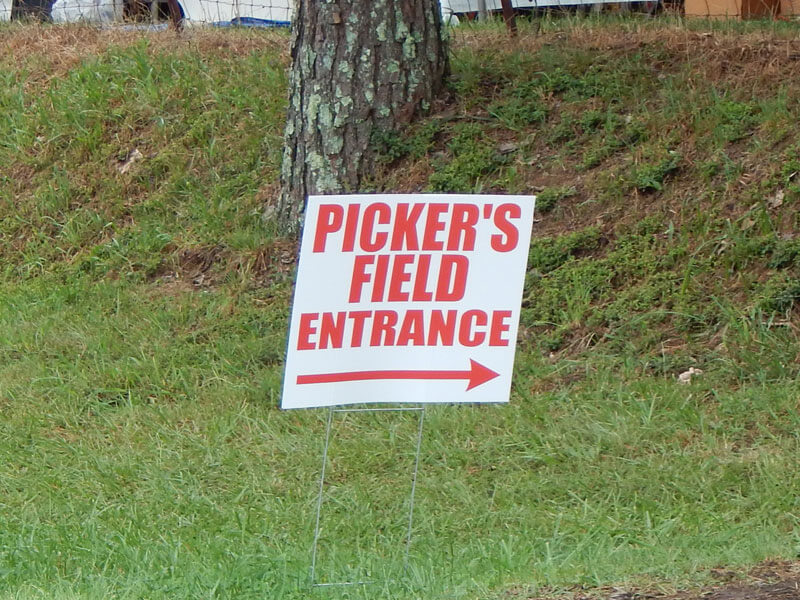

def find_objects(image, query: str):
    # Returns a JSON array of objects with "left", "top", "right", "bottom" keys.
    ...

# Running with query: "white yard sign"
[{"left": 281, "top": 194, "right": 535, "bottom": 409}]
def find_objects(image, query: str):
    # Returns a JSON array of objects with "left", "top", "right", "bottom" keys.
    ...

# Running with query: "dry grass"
[
  {"left": 0, "top": 23, "right": 289, "bottom": 83},
  {"left": 453, "top": 22, "right": 800, "bottom": 84},
  {"left": 3, "top": 20, "right": 798, "bottom": 75}
]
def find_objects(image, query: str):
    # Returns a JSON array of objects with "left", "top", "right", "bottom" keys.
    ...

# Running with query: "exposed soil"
[
  {"left": 514, "top": 560, "right": 800, "bottom": 600},
  {"left": 151, "top": 238, "right": 297, "bottom": 291}
]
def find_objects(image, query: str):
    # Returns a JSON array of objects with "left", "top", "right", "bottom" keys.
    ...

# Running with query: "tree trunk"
[{"left": 276, "top": 0, "right": 449, "bottom": 234}]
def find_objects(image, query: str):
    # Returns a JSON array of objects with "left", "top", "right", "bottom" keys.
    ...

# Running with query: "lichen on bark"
[{"left": 276, "top": 0, "right": 449, "bottom": 234}]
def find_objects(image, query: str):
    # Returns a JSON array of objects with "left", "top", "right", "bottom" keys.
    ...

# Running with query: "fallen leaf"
[
  {"left": 767, "top": 189, "right": 785, "bottom": 210},
  {"left": 117, "top": 149, "right": 144, "bottom": 174},
  {"left": 497, "top": 142, "right": 519, "bottom": 154},
  {"left": 678, "top": 367, "right": 703, "bottom": 384}
]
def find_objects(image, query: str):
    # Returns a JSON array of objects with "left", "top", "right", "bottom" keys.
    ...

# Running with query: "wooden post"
[{"left": 499, "top": 0, "right": 517, "bottom": 36}]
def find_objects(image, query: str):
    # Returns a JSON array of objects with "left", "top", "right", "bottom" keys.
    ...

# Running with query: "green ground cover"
[{"left": 1, "top": 18, "right": 800, "bottom": 599}]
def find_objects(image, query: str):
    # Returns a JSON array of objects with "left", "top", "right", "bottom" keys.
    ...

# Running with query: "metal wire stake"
[
  {"left": 310, "top": 405, "right": 425, "bottom": 586},
  {"left": 310, "top": 406, "right": 334, "bottom": 584},
  {"left": 404, "top": 406, "right": 425, "bottom": 571}
]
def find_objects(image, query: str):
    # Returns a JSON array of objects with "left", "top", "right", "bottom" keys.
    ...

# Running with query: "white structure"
[
  {"left": 180, "top": 0, "right": 290, "bottom": 24},
  {"left": 178, "top": 0, "right": 459, "bottom": 26},
  {"left": 51, "top": 0, "right": 122, "bottom": 22},
  {"left": 447, "top": 0, "right": 625, "bottom": 9},
  {"left": 11, "top": 0, "right": 628, "bottom": 25},
  {"left": 45, "top": 0, "right": 460, "bottom": 25}
]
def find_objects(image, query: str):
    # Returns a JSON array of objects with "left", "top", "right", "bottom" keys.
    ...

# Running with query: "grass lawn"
[{"left": 1, "top": 17, "right": 800, "bottom": 599}]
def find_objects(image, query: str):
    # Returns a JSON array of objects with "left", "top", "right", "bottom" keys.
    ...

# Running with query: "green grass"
[
  {"left": 2, "top": 19, "right": 800, "bottom": 600},
  {"left": 0, "top": 34, "right": 286, "bottom": 284},
  {"left": 2, "top": 283, "right": 800, "bottom": 597}
]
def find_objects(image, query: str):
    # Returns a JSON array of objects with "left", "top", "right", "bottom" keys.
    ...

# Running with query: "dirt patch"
[
  {"left": 700, "top": 581, "right": 800, "bottom": 600},
  {"left": 152, "top": 244, "right": 229, "bottom": 289},
  {"left": 669, "top": 562, "right": 800, "bottom": 600},
  {"left": 151, "top": 239, "right": 296, "bottom": 291},
  {"left": 237, "top": 238, "right": 297, "bottom": 288},
  {"left": 512, "top": 560, "right": 800, "bottom": 600}
]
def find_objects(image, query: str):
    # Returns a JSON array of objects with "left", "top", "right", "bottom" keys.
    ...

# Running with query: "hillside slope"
[{"left": 1, "top": 19, "right": 800, "bottom": 600}]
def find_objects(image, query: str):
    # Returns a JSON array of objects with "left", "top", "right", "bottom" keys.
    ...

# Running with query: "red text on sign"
[
  {"left": 297, "top": 309, "right": 512, "bottom": 350},
  {"left": 312, "top": 202, "right": 520, "bottom": 253},
  {"left": 349, "top": 253, "right": 468, "bottom": 303}
]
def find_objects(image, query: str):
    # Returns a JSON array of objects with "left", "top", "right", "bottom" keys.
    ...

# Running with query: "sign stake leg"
[
  {"left": 309, "top": 405, "right": 425, "bottom": 586},
  {"left": 310, "top": 406, "right": 334, "bottom": 584},
  {"left": 404, "top": 406, "right": 425, "bottom": 572}
]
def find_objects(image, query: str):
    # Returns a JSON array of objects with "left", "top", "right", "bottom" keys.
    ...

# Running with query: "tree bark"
[{"left": 276, "top": 0, "right": 450, "bottom": 234}]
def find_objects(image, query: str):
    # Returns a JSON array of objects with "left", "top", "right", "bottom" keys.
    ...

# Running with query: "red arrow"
[{"left": 297, "top": 359, "right": 499, "bottom": 391}]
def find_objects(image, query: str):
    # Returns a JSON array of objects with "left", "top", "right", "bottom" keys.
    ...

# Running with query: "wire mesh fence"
[
  {"left": 0, "top": 0, "right": 666, "bottom": 28},
  {"left": 0, "top": 0, "right": 796, "bottom": 29}
]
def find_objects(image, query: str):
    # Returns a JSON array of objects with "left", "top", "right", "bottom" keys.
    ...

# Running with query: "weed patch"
[
  {"left": 535, "top": 185, "right": 577, "bottom": 213},
  {"left": 630, "top": 150, "right": 682, "bottom": 192},
  {"left": 427, "top": 123, "right": 510, "bottom": 192}
]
